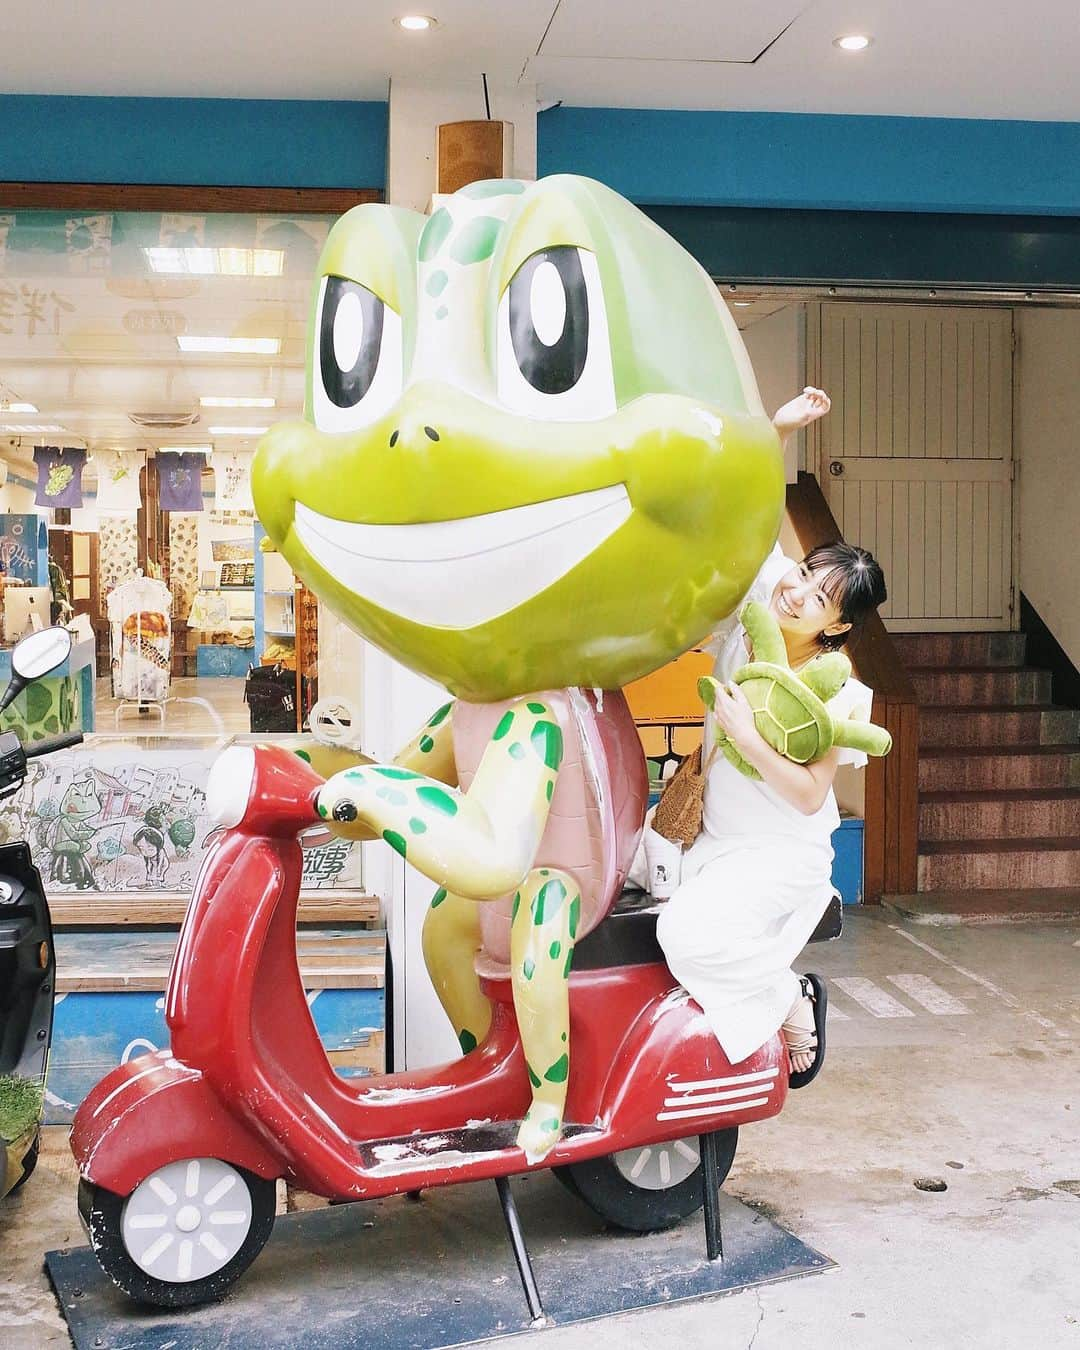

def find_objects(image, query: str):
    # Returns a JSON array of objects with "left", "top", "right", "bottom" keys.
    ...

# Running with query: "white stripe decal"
[
  {"left": 657, "top": 1096, "right": 770, "bottom": 1122},
  {"left": 667, "top": 1067, "right": 779, "bottom": 1093},
  {"left": 833, "top": 977, "right": 915, "bottom": 1019},
  {"left": 828, "top": 1005, "right": 851, "bottom": 1021},
  {"left": 887, "top": 973, "right": 971, "bottom": 1015},
  {"left": 664, "top": 1083, "right": 773, "bottom": 1108}
]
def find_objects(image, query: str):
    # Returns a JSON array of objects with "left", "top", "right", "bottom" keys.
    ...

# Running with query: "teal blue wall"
[
  {"left": 0, "top": 95, "right": 387, "bottom": 189},
  {"left": 537, "top": 107, "right": 1080, "bottom": 215}
]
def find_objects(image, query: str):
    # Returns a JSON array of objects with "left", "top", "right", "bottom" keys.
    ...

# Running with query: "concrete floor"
[{"left": 2, "top": 908, "right": 1079, "bottom": 1348}]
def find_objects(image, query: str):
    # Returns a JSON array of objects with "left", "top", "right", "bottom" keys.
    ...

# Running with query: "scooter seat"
[{"left": 573, "top": 888, "right": 843, "bottom": 971}]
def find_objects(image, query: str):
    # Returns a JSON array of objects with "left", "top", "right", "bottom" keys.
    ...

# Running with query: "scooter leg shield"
[{"left": 71, "top": 1053, "right": 280, "bottom": 1197}]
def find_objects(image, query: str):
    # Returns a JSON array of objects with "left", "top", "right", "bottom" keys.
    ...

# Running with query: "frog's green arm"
[
  {"left": 831, "top": 717, "right": 892, "bottom": 757},
  {"left": 316, "top": 699, "right": 561, "bottom": 899}
]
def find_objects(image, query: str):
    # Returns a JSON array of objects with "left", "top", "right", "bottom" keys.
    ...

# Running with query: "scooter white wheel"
[
  {"left": 554, "top": 1127, "right": 738, "bottom": 1233},
  {"left": 78, "top": 1159, "right": 276, "bottom": 1308}
]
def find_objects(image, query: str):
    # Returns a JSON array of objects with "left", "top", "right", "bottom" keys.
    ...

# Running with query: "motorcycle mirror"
[{"left": 0, "top": 626, "right": 73, "bottom": 715}]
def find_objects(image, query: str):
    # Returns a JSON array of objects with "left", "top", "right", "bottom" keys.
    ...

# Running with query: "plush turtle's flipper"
[
  {"left": 740, "top": 601, "right": 788, "bottom": 665},
  {"left": 832, "top": 717, "right": 893, "bottom": 757}
]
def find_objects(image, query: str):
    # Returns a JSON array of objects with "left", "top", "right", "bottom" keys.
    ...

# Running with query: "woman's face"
[{"left": 769, "top": 560, "right": 851, "bottom": 644}]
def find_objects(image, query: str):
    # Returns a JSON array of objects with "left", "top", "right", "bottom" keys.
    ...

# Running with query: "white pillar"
[{"left": 361, "top": 80, "right": 537, "bottom": 1070}]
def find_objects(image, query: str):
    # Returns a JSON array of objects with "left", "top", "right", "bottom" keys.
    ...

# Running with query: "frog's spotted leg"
[
  {"left": 511, "top": 867, "right": 580, "bottom": 1164},
  {"left": 317, "top": 698, "right": 560, "bottom": 894},
  {"left": 421, "top": 884, "right": 490, "bottom": 1055}
]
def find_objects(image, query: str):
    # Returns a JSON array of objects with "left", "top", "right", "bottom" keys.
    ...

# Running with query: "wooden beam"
[{"left": 0, "top": 183, "right": 381, "bottom": 213}]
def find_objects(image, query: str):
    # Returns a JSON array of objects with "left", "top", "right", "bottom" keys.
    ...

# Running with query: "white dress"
[{"left": 655, "top": 547, "right": 874, "bottom": 1065}]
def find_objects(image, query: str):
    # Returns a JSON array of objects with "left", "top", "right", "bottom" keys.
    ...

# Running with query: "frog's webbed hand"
[{"left": 316, "top": 699, "right": 561, "bottom": 898}]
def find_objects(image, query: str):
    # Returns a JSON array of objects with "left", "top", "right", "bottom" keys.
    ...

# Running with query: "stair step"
[
  {"left": 911, "top": 667, "right": 1052, "bottom": 707},
  {"left": 917, "top": 838, "right": 1080, "bottom": 890},
  {"left": 891, "top": 631, "right": 1027, "bottom": 669},
  {"left": 919, "top": 705, "right": 1080, "bottom": 749},
  {"left": 918, "top": 745, "right": 1080, "bottom": 792},
  {"left": 884, "top": 888, "right": 1080, "bottom": 925},
  {"left": 920, "top": 787, "right": 1080, "bottom": 841}
]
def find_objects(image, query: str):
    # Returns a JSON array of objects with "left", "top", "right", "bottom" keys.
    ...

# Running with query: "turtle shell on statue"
[{"left": 698, "top": 601, "right": 893, "bottom": 778}]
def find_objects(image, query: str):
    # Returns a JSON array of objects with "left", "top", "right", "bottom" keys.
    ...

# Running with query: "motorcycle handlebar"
[{"left": 25, "top": 731, "right": 84, "bottom": 759}]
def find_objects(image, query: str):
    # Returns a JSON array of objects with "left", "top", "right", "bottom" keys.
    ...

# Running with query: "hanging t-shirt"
[
  {"left": 94, "top": 450, "right": 144, "bottom": 514},
  {"left": 34, "top": 446, "right": 87, "bottom": 509},
  {"left": 156, "top": 452, "right": 205, "bottom": 513},
  {"left": 212, "top": 449, "right": 254, "bottom": 512}
]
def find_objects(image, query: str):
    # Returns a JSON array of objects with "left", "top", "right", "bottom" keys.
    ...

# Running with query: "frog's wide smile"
[{"left": 293, "top": 484, "right": 632, "bottom": 629}]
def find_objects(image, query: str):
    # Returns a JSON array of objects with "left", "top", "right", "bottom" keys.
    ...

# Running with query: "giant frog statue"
[{"left": 252, "top": 175, "right": 786, "bottom": 1161}]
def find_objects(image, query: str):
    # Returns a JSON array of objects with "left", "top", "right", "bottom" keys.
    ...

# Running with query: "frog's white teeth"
[{"left": 293, "top": 484, "right": 632, "bottom": 630}]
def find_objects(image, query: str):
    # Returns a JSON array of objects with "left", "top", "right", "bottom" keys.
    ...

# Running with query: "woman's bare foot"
[
  {"left": 781, "top": 986, "right": 818, "bottom": 1075},
  {"left": 772, "top": 386, "right": 831, "bottom": 439}
]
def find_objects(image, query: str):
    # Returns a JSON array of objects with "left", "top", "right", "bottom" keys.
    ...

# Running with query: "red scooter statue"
[{"left": 73, "top": 743, "right": 832, "bottom": 1310}]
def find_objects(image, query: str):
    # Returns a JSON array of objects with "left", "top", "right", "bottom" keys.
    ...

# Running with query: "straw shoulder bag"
[{"left": 651, "top": 740, "right": 718, "bottom": 851}]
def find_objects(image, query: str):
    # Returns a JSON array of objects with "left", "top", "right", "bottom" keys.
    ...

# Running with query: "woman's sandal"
[{"left": 783, "top": 973, "right": 828, "bottom": 1090}]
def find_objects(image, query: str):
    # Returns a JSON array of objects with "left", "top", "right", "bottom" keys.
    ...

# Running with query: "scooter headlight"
[{"left": 206, "top": 746, "right": 256, "bottom": 829}]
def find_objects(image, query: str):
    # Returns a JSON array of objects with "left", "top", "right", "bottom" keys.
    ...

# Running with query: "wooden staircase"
[{"left": 888, "top": 631, "right": 1080, "bottom": 920}]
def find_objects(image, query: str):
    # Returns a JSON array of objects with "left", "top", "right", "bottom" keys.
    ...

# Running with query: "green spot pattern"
[
  {"left": 418, "top": 735, "right": 434, "bottom": 753},
  {"left": 544, "top": 1054, "right": 569, "bottom": 1084},
  {"left": 435, "top": 305, "right": 448, "bottom": 320},
  {"left": 532, "top": 878, "right": 568, "bottom": 926},
  {"left": 431, "top": 887, "right": 447, "bottom": 908},
  {"left": 294, "top": 749, "right": 311, "bottom": 763},
  {"left": 542, "top": 1117, "right": 561, "bottom": 1132},
  {"left": 523, "top": 957, "right": 536, "bottom": 981},
  {"left": 562, "top": 947, "right": 574, "bottom": 979},
  {"left": 549, "top": 941, "right": 561, "bottom": 959},
  {"left": 527, "top": 1064, "right": 541, "bottom": 1089},
  {"left": 425, "top": 269, "right": 449, "bottom": 297},
  {"left": 531, "top": 721, "right": 563, "bottom": 771},
  {"left": 409, "top": 817, "right": 427, "bottom": 835},
  {"left": 418, "top": 208, "right": 452, "bottom": 261},
  {"left": 449, "top": 215, "right": 502, "bottom": 265},
  {"left": 428, "top": 702, "right": 452, "bottom": 727},
  {"left": 508, "top": 741, "right": 526, "bottom": 760},
  {"left": 568, "top": 896, "right": 581, "bottom": 940},
  {"left": 416, "top": 785, "right": 459, "bottom": 817},
  {"left": 493, "top": 711, "right": 514, "bottom": 740},
  {"left": 382, "top": 829, "right": 407, "bottom": 858},
  {"left": 373, "top": 766, "right": 422, "bottom": 780},
  {"left": 461, "top": 179, "right": 525, "bottom": 198},
  {"left": 512, "top": 891, "right": 520, "bottom": 920},
  {"left": 526, "top": 701, "right": 547, "bottom": 714},
  {"left": 545, "top": 780, "right": 554, "bottom": 801},
  {"left": 458, "top": 1029, "right": 478, "bottom": 1054}
]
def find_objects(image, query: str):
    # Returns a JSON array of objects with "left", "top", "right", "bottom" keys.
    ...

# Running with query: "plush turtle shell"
[{"left": 698, "top": 602, "right": 892, "bottom": 779}]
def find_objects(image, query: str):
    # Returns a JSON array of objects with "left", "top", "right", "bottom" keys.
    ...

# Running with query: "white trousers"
[{"left": 654, "top": 830, "right": 834, "bottom": 1065}]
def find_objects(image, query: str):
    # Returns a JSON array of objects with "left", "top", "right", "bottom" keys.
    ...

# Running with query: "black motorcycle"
[{"left": 0, "top": 626, "right": 84, "bottom": 1199}]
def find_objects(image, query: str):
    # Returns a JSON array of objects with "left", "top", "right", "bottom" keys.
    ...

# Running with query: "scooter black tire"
[
  {"left": 78, "top": 1166, "right": 277, "bottom": 1308},
  {"left": 556, "top": 1127, "right": 738, "bottom": 1233}
]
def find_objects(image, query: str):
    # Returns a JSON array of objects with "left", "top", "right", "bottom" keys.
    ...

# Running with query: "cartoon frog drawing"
[
  {"left": 49, "top": 772, "right": 103, "bottom": 889},
  {"left": 253, "top": 175, "right": 786, "bottom": 1161}
]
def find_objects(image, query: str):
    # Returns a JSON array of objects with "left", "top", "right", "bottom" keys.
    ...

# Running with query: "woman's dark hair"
[
  {"left": 133, "top": 825, "right": 165, "bottom": 853},
  {"left": 802, "top": 542, "right": 887, "bottom": 651}
]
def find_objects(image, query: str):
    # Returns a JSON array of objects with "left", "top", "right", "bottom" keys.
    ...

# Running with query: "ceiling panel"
[{"left": 540, "top": 0, "right": 805, "bottom": 63}]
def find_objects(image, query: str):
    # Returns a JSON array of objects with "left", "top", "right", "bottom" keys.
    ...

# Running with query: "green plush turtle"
[{"left": 698, "top": 601, "right": 892, "bottom": 779}]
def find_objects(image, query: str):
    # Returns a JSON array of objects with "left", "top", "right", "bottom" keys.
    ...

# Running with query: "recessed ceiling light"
[
  {"left": 1, "top": 402, "right": 38, "bottom": 413},
  {"left": 397, "top": 15, "right": 435, "bottom": 31},
  {"left": 207, "top": 426, "right": 270, "bottom": 436},
  {"left": 1, "top": 423, "right": 65, "bottom": 434},
  {"left": 733, "top": 301, "right": 752, "bottom": 307},
  {"left": 158, "top": 444, "right": 213, "bottom": 454},
  {"left": 834, "top": 34, "right": 872, "bottom": 51},
  {"left": 200, "top": 396, "right": 275, "bottom": 408},
  {"left": 177, "top": 336, "right": 281, "bottom": 355}
]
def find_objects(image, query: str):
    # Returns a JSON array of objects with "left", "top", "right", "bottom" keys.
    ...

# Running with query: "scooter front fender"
[{"left": 71, "top": 1052, "right": 281, "bottom": 1197}]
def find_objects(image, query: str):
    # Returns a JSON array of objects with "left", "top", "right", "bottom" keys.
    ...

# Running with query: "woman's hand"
[
  {"left": 772, "top": 387, "right": 831, "bottom": 438},
  {"left": 711, "top": 681, "right": 763, "bottom": 755}
]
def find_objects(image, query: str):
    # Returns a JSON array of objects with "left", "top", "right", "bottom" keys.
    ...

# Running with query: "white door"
[{"left": 817, "top": 303, "right": 1014, "bottom": 632}]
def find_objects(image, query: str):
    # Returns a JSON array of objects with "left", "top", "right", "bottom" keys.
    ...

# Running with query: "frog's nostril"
[
  {"left": 423, "top": 426, "right": 440, "bottom": 442},
  {"left": 389, "top": 429, "right": 399, "bottom": 447}
]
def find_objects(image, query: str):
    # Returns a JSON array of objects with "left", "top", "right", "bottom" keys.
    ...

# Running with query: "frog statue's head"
[{"left": 253, "top": 175, "right": 784, "bottom": 702}]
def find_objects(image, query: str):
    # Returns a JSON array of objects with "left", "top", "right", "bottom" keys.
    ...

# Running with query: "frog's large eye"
[
  {"left": 312, "top": 275, "right": 402, "bottom": 433},
  {"left": 496, "top": 247, "right": 616, "bottom": 421}
]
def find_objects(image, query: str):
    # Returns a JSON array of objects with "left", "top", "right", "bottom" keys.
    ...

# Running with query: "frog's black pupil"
[
  {"left": 508, "top": 247, "right": 589, "bottom": 395},
  {"left": 319, "top": 276, "right": 385, "bottom": 409}
]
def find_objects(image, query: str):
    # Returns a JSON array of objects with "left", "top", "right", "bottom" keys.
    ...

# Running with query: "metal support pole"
[
  {"left": 494, "top": 1176, "right": 546, "bottom": 1324},
  {"left": 700, "top": 1131, "right": 724, "bottom": 1263}
]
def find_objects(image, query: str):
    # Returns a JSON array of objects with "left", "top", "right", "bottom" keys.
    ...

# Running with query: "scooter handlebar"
[{"left": 25, "top": 731, "right": 84, "bottom": 759}]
